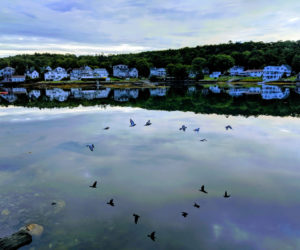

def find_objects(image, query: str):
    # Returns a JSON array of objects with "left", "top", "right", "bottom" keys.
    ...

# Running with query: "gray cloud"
[{"left": 0, "top": 0, "right": 299, "bottom": 56}]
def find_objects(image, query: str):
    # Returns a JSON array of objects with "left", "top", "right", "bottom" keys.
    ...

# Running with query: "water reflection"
[{"left": 0, "top": 106, "right": 300, "bottom": 249}]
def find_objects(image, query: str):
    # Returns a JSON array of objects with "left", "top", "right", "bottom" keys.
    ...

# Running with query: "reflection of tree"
[{"left": 1, "top": 88, "right": 300, "bottom": 117}]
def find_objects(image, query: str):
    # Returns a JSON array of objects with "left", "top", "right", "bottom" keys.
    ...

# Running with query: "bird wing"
[
  {"left": 130, "top": 119, "right": 134, "bottom": 125},
  {"left": 151, "top": 232, "right": 155, "bottom": 237}
]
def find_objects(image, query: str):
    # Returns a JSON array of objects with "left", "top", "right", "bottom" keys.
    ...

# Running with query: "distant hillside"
[{"left": 1, "top": 41, "right": 300, "bottom": 76}]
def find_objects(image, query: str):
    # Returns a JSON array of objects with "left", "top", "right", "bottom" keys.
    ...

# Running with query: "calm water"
[{"left": 1, "top": 106, "right": 300, "bottom": 250}]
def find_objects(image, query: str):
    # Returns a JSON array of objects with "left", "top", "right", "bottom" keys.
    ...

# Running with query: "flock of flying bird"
[{"left": 83, "top": 118, "right": 232, "bottom": 242}]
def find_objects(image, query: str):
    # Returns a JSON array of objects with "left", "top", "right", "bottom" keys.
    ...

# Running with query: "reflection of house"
[
  {"left": 114, "top": 89, "right": 139, "bottom": 101},
  {"left": 149, "top": 88, "right": 167, "bottom": 97},
  {"left": 45, "top": 67, "right": 68, "bottom": 81},
  {"left": 242, "top": 69, "right": 263, "bottom": 77},
  {"left": 113, "top": 65, "right": 138, "bottom": 78},
  {"left": 150, "top": 68, "right": 166, "bottom": 78},
  {"left": 11, "top": 75, "right": 26, "bottom": 82},
  {"left": 29, "top": 90, "right": 41, "bottom": 99},
  {"left": 228, "top": 87, "right": 261, "bottom": 97},
  {"left": 46, "top": 88, "right": 70, "bottom": 102},
  {"left": 229, "top": 66, "right": 244, "bottom": 76},
  {"left": 70, "top": 88, "right": 111, "bottom": 100},
  {"left": 26, "top": 70, "right": 39, "bottom": 79},
  {"left": 263, "top": 65, "right": 291, "bottom": 82},
  {"left": 0, "top": 93, "right": 17, "bottom": 103},
  {"left": 209, "top": 72, "right": 221, "bottom": 78},
  {"left": 12, "top": 88, "right": 27, "bottom": 94},
  {"left": 209, "top": 85, "right": 221, "bottom": 93},
  {"left": 261, "top": 84, "right": 290, "bottom": 99},
  {"left": 294, "top": 87, "right": 300, "bottom": 95},
  {"left": 188, "top": 86, "right": 196, "bottom": 93}
]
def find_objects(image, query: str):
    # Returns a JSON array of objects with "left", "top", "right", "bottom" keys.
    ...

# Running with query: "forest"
[{"left": 0, "top": 40, "right": 300, "bottom": 78}]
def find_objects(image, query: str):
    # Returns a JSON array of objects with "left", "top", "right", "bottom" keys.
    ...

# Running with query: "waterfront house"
[
  {"left": 46, "top": 88, "right": 70, "bottom": 101},
  {"left": 45, "top": 67, "right": 68, "bottom": 81},
  {"left": 202, "top": 68, "right": 210, "bottom": 75},
  {"left": 263, "top": 65, "right": 291, "bottom": 82},
  {"left": 26, "top": 70, "right": 39, "bottom": 79},
  {"left": 94, "top": 68, "right": 109, "bottom": 78},
  {"left": 113, "top": 65, "right": 138, "bottom": 78},
  {"left": 149, "top": 68, "right": 167, "bottom": 78},
  {"left": 261, "top": 84, "right": 290, "bottom": 99},
  {"left": 209, "top": 72, "right": 221, "bottom": 78},
  {"left": 1, "top": 67, "right": 16, "bottom": 81},
  {"left": 11, "top": 75, "right": 26, "bottom": 82},
  {"left": 243, "top": 69, "right": 263, "bottom": 77},
  {"left": 229, "top": 66, "right": 244, "bottom": 76}
]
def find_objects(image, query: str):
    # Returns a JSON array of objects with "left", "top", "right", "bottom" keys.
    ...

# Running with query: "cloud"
[{"left": 0, "top": 0, "right": 299, "bottom": 57}]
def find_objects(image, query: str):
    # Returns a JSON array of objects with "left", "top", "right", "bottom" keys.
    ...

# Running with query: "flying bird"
[
  {"left": 144, "top": 120, "right": 152, "bottom": 126},
  {"left": 181, "top": 212, "right": 188, "bottom": 218},
  {"left": 194, "top": 203, "right": 200, "bottom": 208},
  {"left": 104, "top": 127, "right": 110, "bottom": 130},
  {"left": 225, "top": 125, "right": 233, "bottom": 130},
  {"left": 199, "top": 185, "right": 208, "bottom": 194},
  {"left": 107, "top": 199, "right": 115, "bottom": 206},
  {"left": 133, "top": 214, "right": 140, "bottom": 224},
  {"left": 147, "top": 231, "right": 156, "bottom": 241},
  {"left": 89, "top": 181, "right": 97, "bottom": 188},
  {"left": 200, "top": 139, "right": 207, "bottom": 142},
  {"left": 224, "top": 191, "right": 231, "bottom": 198},
  {"left": 179, "top": 125, "right": 187, "bottom": 131},
  {"left": 130, "top": 119, "right": 136, "bottom": 127},
  {"left": 51, "top": 202, "right": 57, "bottom": 206},
  {"left": 194, "top": 128, "right": 200, "bottom": 132},
  {"left": 86, "top": 144, "right": 95, "bottom": 151}
]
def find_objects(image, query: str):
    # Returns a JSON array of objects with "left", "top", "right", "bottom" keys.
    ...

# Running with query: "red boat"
[{"left": 0, "top": 92, "right": 8, "bottom": 95}]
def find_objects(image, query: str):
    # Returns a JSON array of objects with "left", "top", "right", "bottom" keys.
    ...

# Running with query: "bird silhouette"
[
  {"left": 224, "top": 191, "right": 231, "bottom": 198},
  {"left": 179, "top": 125, "right": 187, "bottom": 131},
  {"left": 86, "top": 144, "right": 95, "bottom": 151},
  {"left": 147, "top": 231, "right": 156, "bottom": 241},
  {"left": 194, "top": 128, "right": 200, "bottom": 132},
  {"left": 225, "top": 125, "right": 233, "bottom": 130},
  {"left": 200, "top": 139, "right": 207, "bottom": 142},
  {"left": 89, "top": 181, "right": 97, "bottom": 188},
  {"left": 133, "top": 214, "right": 140, "bottom": 224},
  {"left": 107, "top": 199, "right": 115, "bottom": 206},
  {"left": 51, "top": 202, "right": 57, "bottom": 206},
  {"left": 194, "top": 202, "right": 200, "bottom": 208},
  {"left": 144, "top": 120, "right": 152, "bottom": 126},
  {"left": 104, "top": 127, "right": 110, "bottom": 130},
  {"left": 199, "top": 185, "right": 208, "bottom": 194},
  {"left": 181, "top": 212, "right": 188, "bottom": 218},
  {"left": 130, "top": 119, "right": 136, "bottom": 127}
]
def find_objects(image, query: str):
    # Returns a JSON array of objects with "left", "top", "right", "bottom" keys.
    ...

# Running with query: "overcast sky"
[{"left": 0, "top": 0, "right": 299, "bottom": 57}]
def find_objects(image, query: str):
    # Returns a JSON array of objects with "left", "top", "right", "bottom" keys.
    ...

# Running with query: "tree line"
[{"left": 0, "top": 40, "right": 300, "bottom": 78}]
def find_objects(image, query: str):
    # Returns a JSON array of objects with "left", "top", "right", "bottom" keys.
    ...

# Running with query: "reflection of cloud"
[{"left": 213, "top": 224, "right": 223, "bottom": 239}]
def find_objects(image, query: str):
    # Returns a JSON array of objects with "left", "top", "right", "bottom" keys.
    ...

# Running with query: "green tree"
[
  {"left": 208, "top": 54, "right": 235, "bottom": 72},
  {"left": 191, "top": 57, "right": 207, "bottom": 73},
  {"left": 136, "top": 58, "right": 150, "bottom": 77},
  {"left": 292, "top": 55, "right": 300, "bottom": 73}
]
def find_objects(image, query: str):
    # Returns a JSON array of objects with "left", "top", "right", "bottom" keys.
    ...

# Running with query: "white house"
[
  {"left": 26, "top": 70, "right": 39, "bottom": 79},
  {"left": 113, "top": 65, "right": 138, "bottom": 78},
  {"left": 243, "top": 69, "right": 263, "bottom": 77},
  {"left": 46, "top": 88, "right": 70, "bottom": 102},
  {"left": 94, "top": 68, "right": 109, "bottom": 78},
  {"left": 263, "top": 65, "right": 291, "bottom": 82},
  {"left": 149, "top": 88, "right": 167, "bottom": 97},
  {"left": 45, "top": 67, "right": 68, "bottom": 81},
  {"left": 261, "top": 84, "right": 290, "bottom": 99},
  {"left": 229, "top": 66, "right": 244, "bottom": 76},
  {"left": 150, "top": 68, "right": 166, "bottom": 78},
  {"left": 209, "top": 72, "right": 221, "bottom": 78},
  {"left": 11, "top": 75, "right": 26, "bottom": 82},
  {"left": 1, "top": 67, "right": 15, "bottom": 81}
]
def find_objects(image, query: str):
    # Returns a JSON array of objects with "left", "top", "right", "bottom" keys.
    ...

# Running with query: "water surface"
[{"left": 0, "top": 106, "right": 300, "bottom": 250}]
